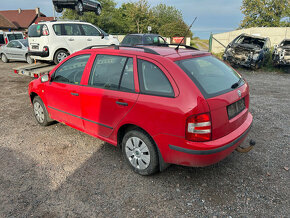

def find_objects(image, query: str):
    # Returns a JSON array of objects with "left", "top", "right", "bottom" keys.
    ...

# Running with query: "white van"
[
  {"left": 0, "top": 31, "right": 24, "bottom": 46},
  {"left": 28, "top": 20, "right": 119, "bottom": 64}
]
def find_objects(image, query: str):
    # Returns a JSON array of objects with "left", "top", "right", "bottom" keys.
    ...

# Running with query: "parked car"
[
  {"left": 28, "top": 45, "right": 253, "bottom": 175},
  {"left": 121, "top": 34, "right": 167, "bottom": 46},
  {"left": 0, "top": 31, "right": 24, "bottom": 46},
  {"left": 28, "top": 20, "right": 119, "bottom": 64},
  {"left": 53, "top": 0, "right": 102, "bottom": 15},
  {"left": 223, "top": 33, "right": 271, "bottom": 69},
  {"left": 272, "top": 39, "right": 290, "bottom": 66},
  {"left": 0, "top": 39, "right": 34, "bottom": 64}
]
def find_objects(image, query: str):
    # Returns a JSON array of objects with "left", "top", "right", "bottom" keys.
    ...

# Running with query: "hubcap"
[
  {"left": 79, "top": 4, "right": 83, "bottom": 11},
  {"left": 125, "top": 137, "right": 150, "bottom": 170},
  {"left": 57, "top": 52, "right": 67, "bottom": 63},
  {"left": 97, "top": 7, "right": 101, "bottom": 14},
  {"left": 34, "top": 102, "right": 44, "bottom": 123}
]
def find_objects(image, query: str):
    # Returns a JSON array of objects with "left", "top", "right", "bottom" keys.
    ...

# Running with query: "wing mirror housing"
[
  {"left": 41, "top": 74, "right": 50, "bottom": 83},
  {"left": 16, "top": 45, "right": 22, "bottom": 49},
  {"left": 101, "top": 33, "right": 105, "bottom": 39}
]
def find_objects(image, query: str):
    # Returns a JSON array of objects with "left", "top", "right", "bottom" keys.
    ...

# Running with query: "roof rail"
[
  {"left": 83, "top": 45, "right": 160, "bottom": 55},
  {"left": 136, "top": 43, "right": 199, "bottom": 51}
]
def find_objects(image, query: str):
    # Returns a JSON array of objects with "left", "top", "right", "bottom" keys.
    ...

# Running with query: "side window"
[
  {"left": 7, "top": 41, "right": 15, "bottom": 48},
  {"left": 89, "top": 55, "right": 135, "bottom": 92},
  {"left": 159, "top": 36, "right": 166, "bottom": 44},
  {"left": 0, "top": 34, "right": 5, "bottom": 44},
  {"left": 81, "top": 24, "right": 100, "bottom": 36},
  {"left": 53, "top": 24, "right": 62, "bottom": 36},
  {"left": 52, "top": 54, "right": 90, "bottom": 84},
  {"left": 63, "top": 24, "right": 82, "bottom": 36},
  {"left": 138, "top": 59, "right": 174, "bottom": 97}
]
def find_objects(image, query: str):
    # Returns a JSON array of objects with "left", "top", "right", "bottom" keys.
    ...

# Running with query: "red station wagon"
[{"left": 28, "top": 45, "right": 253, "bottom": 175}]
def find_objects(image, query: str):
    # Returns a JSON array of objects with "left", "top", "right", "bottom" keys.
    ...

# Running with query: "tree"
[{"left": 240, "top": 0, "right": 290, "bottom": 28}]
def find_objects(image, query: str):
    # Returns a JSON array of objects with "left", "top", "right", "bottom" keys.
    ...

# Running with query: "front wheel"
[
  {"left": 54, "top": 5, "right": 63, "bottom": 13},
  {"left": 33, "top": 96, "right": 52, "bottom": 126},
  {"left": 122, "top": 130, "right": 159, "bottom": 175},
  {"left": 95, "top": 5, "right": 102, "bottom": 16},
  {"left": 75, "top": 1, "right": 84, "bottom": 15}
]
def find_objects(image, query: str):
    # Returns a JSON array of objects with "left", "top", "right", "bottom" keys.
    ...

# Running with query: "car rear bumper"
[
  {"left": 29, "top": 50, "right": 49, "bottom": 58},
  {"left": 153, "top": 112, "right": 253, "bottom": 167}
]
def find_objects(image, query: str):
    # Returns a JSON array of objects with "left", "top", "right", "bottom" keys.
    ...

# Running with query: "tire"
[
  {"left": 75, "top": 1, "right": 84, "bottom": 15},
  {"left": 26, "top": 55, "right": 34, "bottom": 64},
  {"left": 122, "top": 129, "right": 159, "bottom": 175},
  {"left": 1, "top": 54, "right": 9, "bottom": 63},
  {"left": 54, "top": 5, "right": 63, "bottom": 13},
  {"left": 95, "top": 5, "right": 102, "bottom": 16},
  {"left": 32, "top": 96, "right": 52, "bottom": 126},
  {"left": 54, "top": 49, "right": 69, "bottom": 65}
]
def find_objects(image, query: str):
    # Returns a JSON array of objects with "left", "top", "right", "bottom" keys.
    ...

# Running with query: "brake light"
[
  {"left": 33, "top": 74, "right": 39, "bottom": 78},
  {"left": 14, "top": 70, "right": 18, "bottom": 74},
  {"left": 5, "top": 37, "right": 8, "bottom": 44},
  {"left": 186, "top": 113, "right": 211, "bottom": 142}
]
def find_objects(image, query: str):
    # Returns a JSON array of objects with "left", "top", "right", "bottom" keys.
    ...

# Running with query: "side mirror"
[
  {"left": 101, "top": 33, "right": 105, "bottom": 39},
  {"left": 41, "top": 74, "right": 50, "bottom": 83},
  {"left": 16, "top": 45, "right": 22, "bottom": 49}
]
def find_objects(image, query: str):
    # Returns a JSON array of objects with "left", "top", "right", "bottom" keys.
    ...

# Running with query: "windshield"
[
  {"left": 176, "top": 56, "right": 243, "bottom": 98},
  {"left": 7, "top": 33, "right": 23, "bottom": 41}
]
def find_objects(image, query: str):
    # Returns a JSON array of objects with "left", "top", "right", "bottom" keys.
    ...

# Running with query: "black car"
[
  {"left": 120, "top": 34, "right": 167, "bottom": 46},
  {"left": 53, "top": 0, "right": 102, "bottom": 15}
]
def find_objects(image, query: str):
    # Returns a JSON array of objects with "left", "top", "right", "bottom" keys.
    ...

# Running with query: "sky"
[{"left": 1, "top": 0, "right": 244, "bottom": 39}]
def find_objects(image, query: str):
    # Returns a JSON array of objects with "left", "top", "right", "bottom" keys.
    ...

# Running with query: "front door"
[
  {"left": 80, "top": 54, "right": 138, "bottom": 137},
  {"left": 45, "top": 54, "right": 91, "bottom": 129}
]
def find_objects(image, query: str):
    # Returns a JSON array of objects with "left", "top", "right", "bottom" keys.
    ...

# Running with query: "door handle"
[
  {"left": 116, "top": 101, "right": 128, "bottom": 106},
  {"left": 87, "top": 38, "right": 92, "bottom": 41},
  {"left": 68, "top": 38, "right": 74, "bottom": 41},
  {"left": 71, "top": 92, "right": 79, "bottom": 96}
]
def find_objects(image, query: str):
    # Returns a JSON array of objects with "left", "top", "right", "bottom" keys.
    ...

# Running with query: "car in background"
[
  {"left": 0, "top": 31, "right": 24, "bottom": 46},
  {"left": 28, "top": 45, "right": 252, "bottom": 175},
  {"left": 0, "top": 39, "right": 34, "bottom": 64},
  {"left": 121, "top": 34, "right": 167, "bottom": 46},
  {"left": 53, "top": 0, "right": 102, "bottom": 15},
  {"left": 272, "top": 39, "right": 290, "bottom": 66},
  {"left": 28, "top": 20, "right": 119, "bottom": 64},
  {"left": 223, "top": 33, "right": 271, "bottom": 69}
]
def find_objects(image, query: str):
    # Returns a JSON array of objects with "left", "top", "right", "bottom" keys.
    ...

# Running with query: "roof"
[
  {"left": 35, "top": 17, "right": 55, "bottom": 23},
  {"left": 0, "top": 14, "right": 17, "bottom": 29},
  {"left": 0, "top": 9, "right": 46, "bottom": 29}
]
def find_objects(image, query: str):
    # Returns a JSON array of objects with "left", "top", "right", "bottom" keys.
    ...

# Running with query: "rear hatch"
[
  {"left": 176, "top": 55, "right": 249, "bottom": 140},
  {"left": 28, "top": 24, "right": 49, "bottom": 54}
]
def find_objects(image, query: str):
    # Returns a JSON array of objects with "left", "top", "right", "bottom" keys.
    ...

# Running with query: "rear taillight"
[
  {"left": 33, "top": 74, "right": 39, "bottom": 78},
  {"left": 5, "top": 38, "right": 8, "bottom": 44},
  {"left": 186, "top": 113, "right": 211, "bottom": 142},
  {"left": 14, "top": 70, "right": 18, "bottom": 74}
]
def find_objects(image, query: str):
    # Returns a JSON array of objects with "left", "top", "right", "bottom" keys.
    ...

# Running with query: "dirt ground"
[{"left": 0, "top": 61, "right": 289, "bottom": 217}]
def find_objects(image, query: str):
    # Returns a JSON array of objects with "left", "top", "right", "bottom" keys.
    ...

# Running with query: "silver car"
[{"left": 0, "top": 39, "right": 34, "bottom": 64}]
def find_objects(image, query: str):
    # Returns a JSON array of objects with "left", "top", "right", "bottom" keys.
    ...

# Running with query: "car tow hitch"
[{"left": 236, "top": 139, "right": 256, "bottom": 153}]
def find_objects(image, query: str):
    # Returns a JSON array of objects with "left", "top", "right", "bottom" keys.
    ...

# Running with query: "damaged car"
[
  {"left": 223, "top": 34, "right": 271, "bottom": 69},
  {"left": 272, "top": 39, "right": 290, "bottom": 66}
]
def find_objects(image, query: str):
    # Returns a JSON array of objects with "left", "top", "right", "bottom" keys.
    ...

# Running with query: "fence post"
[{"left": 209, "top": 33, "right": 213, "bottom": 52}]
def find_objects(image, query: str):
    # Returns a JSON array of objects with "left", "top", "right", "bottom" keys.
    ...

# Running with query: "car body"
[
  {"left": 0, "top": 31, "right": 24, "bottom": 46},
  {"left": 28, "top": 45, "right": 253, "bottom": 175},
  {"left": 28, "top": 20, "right": 119, "bottom": 64},
  {"left": 223, "top": 33, "right": 271, "bottom": 69},
  {"left": 121, "top": 34, "right": 167, "bottom": 46},
  {"left": 53, "top": 0, "right": 102, "bottom": 15},
  {"left": 0, "top": 39, "right": 33, "bottom": 64},
  {"left": 272, "top": 39, "right": 290, "bottom": 66}
]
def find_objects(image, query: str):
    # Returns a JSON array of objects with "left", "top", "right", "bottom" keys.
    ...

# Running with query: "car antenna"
[{"left": 175, "top": 17, "right": 197, "bottom": 51}]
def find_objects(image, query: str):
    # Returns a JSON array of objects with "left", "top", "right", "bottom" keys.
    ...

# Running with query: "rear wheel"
[
  {"left": 54, "top": 49, "right": 69, "bottom": 65},
  {"left": 122, "top": 130, "right": 159, "bottom": 175},
  {"left": 54, "top": 5, "right": 63, "bottom": 13},
  {"left": 95, "top": 5, "right": 102, "bottom": 16},
  {"left": 26, "top": 55, "right": 33, "bottom": 64},
  {"left": 1, "top": 54, "right": 8, "bottom": 63},
  {"left": 75, "top": 1, "right": 84, "bottom": 15},
  {"left": 33, "top": 96, "right": 52, "bottom": 126}
]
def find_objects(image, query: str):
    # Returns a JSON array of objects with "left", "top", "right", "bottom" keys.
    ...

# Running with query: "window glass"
[
  {"left": 63, "top": 24, "right": 82, "bottom": 36},
  {"left": 19, "top": 39, "right": 28, "bottom": 47},
  {"left": 81, "top": 24, "right": 100, "bottom": 36},
  {"left": 53, "top": 24, "right": 62, "bottom": 36},
  {"left": 176, "top": 56, "right": 243, "bottom": 98},
  {"left": 7, "top": 41, "right": 15, "bottom": 48},
  {"left": 121, "top": 35, "right": 142, "bottom": 45},
  {"left": 89, "top": 55, "right": 134, "bottom": 92},
  {"left": 13, "top": 41, "right": 22, "bottom": 48},
  {"left": 52, "top": 55, "right": 90, "bottom": 84},
  {"left": 159, "top": 36, "right": 166, "bottom": 44},
  {"left": 28, "top": 24, "right": 44, "bottom": 37},
  {"left": 0, "top": 34, "right": 5, "bottom": 44},
  {"left": 138, "top": 59, "right": 174, "bottom": 97},
  {"left": 7, "top": 33, "right": 23, "bottom": 41}
]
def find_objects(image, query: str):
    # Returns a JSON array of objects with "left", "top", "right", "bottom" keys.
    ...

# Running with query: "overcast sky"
[{"left": 1, "top": 0, "right": 244, "bottom": 39}]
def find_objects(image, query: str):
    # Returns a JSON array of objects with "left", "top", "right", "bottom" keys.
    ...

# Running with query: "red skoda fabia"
[{"left": 28, "top": 45, "right": 253, "bottom": 175}]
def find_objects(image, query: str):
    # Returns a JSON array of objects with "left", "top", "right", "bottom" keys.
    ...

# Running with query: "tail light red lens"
[
  {"left": 33, "top": 74, "right": 39, "bottom": 78},
  {"left": 186, "top": 113, "right": 211, "bottom": 142},
  {"left": 5, "top": 38, "right": 8, "bottom": 44},
  {"left": 14, "top": 70, "right": 18, "bottom": 74}
]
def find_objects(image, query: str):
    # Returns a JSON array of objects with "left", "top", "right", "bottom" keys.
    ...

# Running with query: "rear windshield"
[
  {"left": 176, "top": 56, "right": 243, "bottom": 98},
  {"left": 121, "top": 35, "right": 142, "bottom": 45},
  {"left": 0, "top": 34, "right": 4, "bottom": 44},
  {"left": 28, "top": 24, "right": 45, "bottom": 37},
  {"left": 7, "top": 33, "right": 23, "bottom": 41}
]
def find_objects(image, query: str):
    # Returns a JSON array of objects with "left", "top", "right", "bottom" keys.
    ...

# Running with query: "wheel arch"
[
  {"left": 30, "top": 92, "right": 39, "bottom": 103},
  {"left": 53, "top": 48, "right": 70, "bottom": 59}
]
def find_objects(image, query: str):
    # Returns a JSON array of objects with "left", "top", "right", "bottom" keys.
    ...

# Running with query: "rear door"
[
  {"left": 45, "top": 54, "right": 91, "bottom": 129},
  {"left": 176, "top": 55, "right": 250, "bottom": 140},
  {"left": 80, "top": 53, "right": 138, "bottom": 137}
]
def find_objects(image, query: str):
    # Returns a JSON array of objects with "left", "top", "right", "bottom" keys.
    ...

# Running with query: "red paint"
[{"left": 28, "top": 46, "right": 253, "bottom": 168}]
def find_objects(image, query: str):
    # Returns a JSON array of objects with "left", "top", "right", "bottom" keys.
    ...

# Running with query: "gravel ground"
[{"left": 0, "top": 61, "right": 289, "bottom": 217}]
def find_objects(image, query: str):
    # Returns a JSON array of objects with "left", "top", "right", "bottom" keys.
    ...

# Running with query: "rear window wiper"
[{"left": 231, "top": 78, "right": 243, "bottom": 89}]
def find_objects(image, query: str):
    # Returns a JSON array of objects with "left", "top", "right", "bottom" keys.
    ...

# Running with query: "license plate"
[
  {"left": 227, "top": 98, "right": 245, "bottom": 120},
  {"left": 32, "top": 45, "right": 39, "bottom": 49}
]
